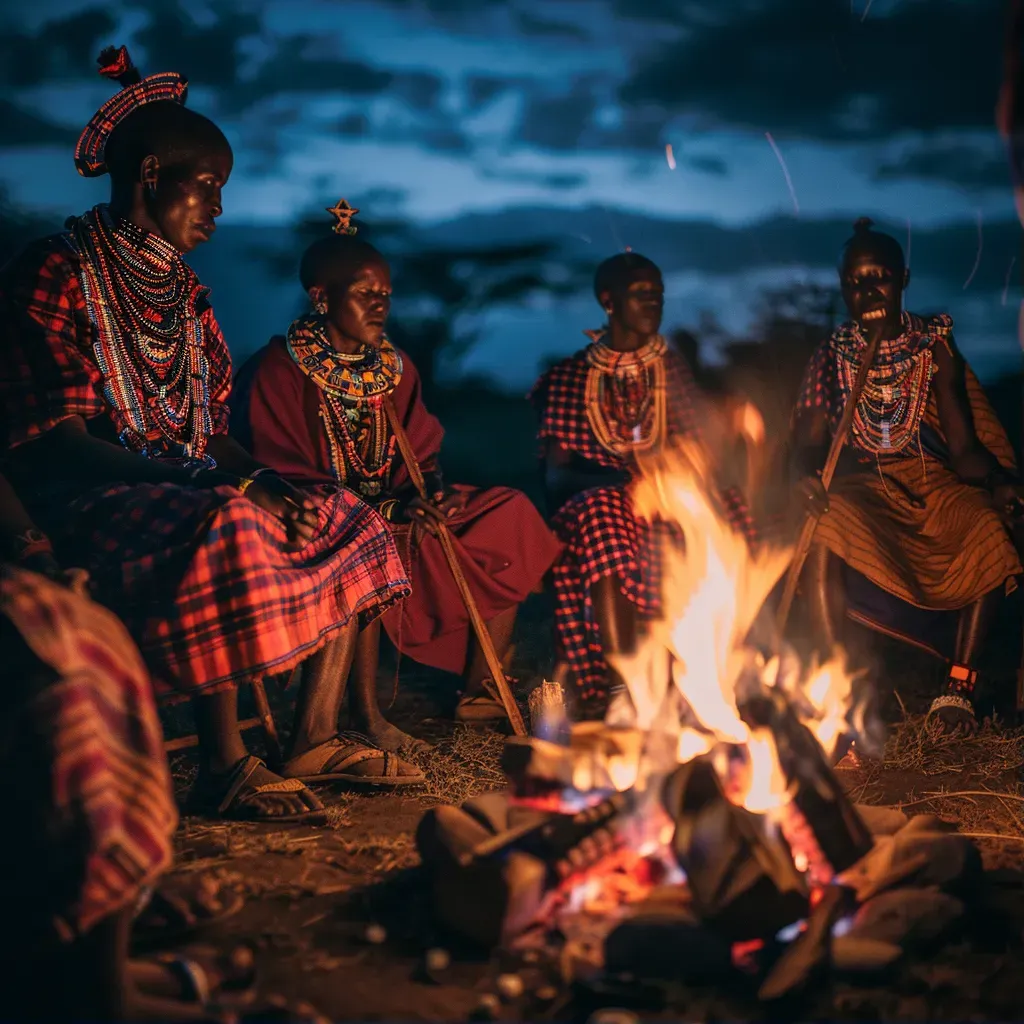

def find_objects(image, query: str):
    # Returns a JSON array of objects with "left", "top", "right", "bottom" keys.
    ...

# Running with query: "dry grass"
[
  {"left": 847, "top": 711, "right": 1024, "bottom": 859},
  {"left": 417, "top": 725, "right": 506, "bottom": 805}
]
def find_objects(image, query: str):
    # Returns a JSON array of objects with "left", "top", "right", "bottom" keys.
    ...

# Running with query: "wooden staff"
[
  {"left": 382, "top": 399, "right": 527, "bottom": 735},
  {"left": 776, "top": 325, "right": 884, "bottom": 634}
]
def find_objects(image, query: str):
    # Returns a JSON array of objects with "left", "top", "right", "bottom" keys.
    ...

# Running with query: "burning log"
[
  {"left": 740, "top": 686, "right": 874, "bottom": 875},
  {"left": 664, "top": 758, "right": 808, "bottom": 940}
]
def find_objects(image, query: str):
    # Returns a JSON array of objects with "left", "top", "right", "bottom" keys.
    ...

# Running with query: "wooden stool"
[{"left": 162, "top": 674, "right": 297, "bottom": 767}]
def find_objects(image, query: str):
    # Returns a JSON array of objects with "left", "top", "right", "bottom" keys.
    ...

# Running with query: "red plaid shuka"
[
  {"left": 0, "top": 225, "right": 410, "bottom": 696},
  {"left": 0, "top": 566, "right": 176, "bottom": 940},
  {"left": 529, "top": 342, "right": 755, "bottom": 702}
]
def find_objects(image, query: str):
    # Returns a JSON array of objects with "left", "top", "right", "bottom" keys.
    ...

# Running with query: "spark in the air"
[
  {"left": 962, "top": 211, "right": 983, "bottom": 291},
  {"left": 765, "top": 132, "right": 799, "bottom": 216}
]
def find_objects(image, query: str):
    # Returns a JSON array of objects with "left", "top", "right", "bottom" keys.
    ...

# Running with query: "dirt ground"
[{"left": 155, "top": 605, "right": 1024, "bottom": 1022}]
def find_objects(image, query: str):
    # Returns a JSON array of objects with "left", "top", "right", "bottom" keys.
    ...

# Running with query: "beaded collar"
[
  {"left": 831, "top": 312, "right": 937, "bottom": 457},
  {"left": 582, "top": 330, "right": 667, "bottom": 456},
  {"left": 71, "top": 204, "right": 212, "bottom": 462},
  {"left": 286, "top": 314, "right": 403, "bottom": 402},
  {"left": 583, "top": 330, "right": 668, "bottom": 372}
]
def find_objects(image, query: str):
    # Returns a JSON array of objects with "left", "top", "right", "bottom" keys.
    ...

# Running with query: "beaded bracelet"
[
  {"left": 237, "top": 477, "right": 257, "bottom": 495},
  {"left": 378, "top": 498, "right": 400, "bottom": 521}
]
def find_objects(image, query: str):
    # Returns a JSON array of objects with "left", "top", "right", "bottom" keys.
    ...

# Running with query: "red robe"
[{"left": 237, "top": 336, "right": 563, "bottom": 675}]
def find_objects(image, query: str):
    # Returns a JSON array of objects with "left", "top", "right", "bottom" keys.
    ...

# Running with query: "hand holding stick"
[
  {"left": 382, "top": 399, "right": 527, "bottom": 735},
  {"left": 776, "top": 324, "right": 884, "bottom": 634}
]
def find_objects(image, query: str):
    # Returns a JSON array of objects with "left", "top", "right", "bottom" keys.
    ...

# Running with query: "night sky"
[{"left": 2, "top": 0, "right": 1021, "bottom": 389}]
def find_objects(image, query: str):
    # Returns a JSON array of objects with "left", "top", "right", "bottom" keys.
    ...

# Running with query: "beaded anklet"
[{"left": 927, "top": 663, "right": 978, "bottom": 723}]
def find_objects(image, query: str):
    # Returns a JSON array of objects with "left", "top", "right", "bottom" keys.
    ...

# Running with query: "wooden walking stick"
[
  {"left": 776, "top": 324, "right": 884, "bottom": 634},
  {"left": 382, "top": 399, "right": 527, "bottom": 735}
]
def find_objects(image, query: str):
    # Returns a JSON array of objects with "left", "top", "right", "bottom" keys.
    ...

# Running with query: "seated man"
[
  {"left": 233, "top": 201, "right": 562, "bottom": 738},
  {"left": 529, "top": 251, "right": 755, "bottom": 716},
  {"left": 0, "top": 48, "right": 419, "bottom": 824},
  {"left": 790, "top": 217, "right": 1023, "bottom": 736}
]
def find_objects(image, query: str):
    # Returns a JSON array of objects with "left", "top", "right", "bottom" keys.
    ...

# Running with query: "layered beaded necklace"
[
  {"left": 286, "top": 314, "right": 403, "bottom": 498},
  {"left": 583, "top": 331, "right": 667, "bottom": 456},
  {"left": 72, "top": 205, "right": 212, "bottom": 460},
  {"left": 833, "top": 312, "right": 935, "bottom": 457}
]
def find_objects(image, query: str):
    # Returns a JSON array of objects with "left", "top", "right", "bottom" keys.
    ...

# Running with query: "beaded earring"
[{"left": 313, "top": 299, "right": 328, "bottom": 315}]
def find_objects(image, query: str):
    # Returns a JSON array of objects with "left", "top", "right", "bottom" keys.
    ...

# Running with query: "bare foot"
[{"left": 361, "top": 719, "right": 433, "bottom": 756}]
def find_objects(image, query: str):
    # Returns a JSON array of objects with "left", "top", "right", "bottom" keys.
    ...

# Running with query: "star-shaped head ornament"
[{"left": 326, "top": 198, "right": 359, "bottom": 236}]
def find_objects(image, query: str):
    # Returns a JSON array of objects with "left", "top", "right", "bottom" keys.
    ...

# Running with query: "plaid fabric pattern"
[
  {"left": 0, "top": 231, "right": 231, "bottom": 454},
  {"left": 0, "top": 566, "right": 176, "bottom": 940},
  {"left": 529, "top": 343, "right": 702, "bottom": 468},
  {"left": 551, "top": 486, "right": 677, "bottom": 700},
  {"left": 75, "top": 72, "right": 189, "bottom": 177},
  {"left": 532, "top": 346, "right": 757, "bottom": 702},
  {"left": 45, "top": 483, "right": 409, "bottom": 696}
]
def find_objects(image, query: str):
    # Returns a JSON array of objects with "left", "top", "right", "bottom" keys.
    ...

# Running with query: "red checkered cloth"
[
  {"left": 50, "top": 482, "right": 409, "bottom": 696},
  {"left": 0, "top": 229, "right": 410, "bottom": 696},
  {"left": 0, "top": 566, "right": 176, "bottom": 941},
  {"left": 531, "top": 344, "right": 756, "bottom": 702},
  {"left": 0, "top": 225, "right": 231, "bottom": 456}
]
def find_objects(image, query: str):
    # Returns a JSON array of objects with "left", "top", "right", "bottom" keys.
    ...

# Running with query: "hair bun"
[
  {"left": 96, "top": 46, "right": 142, "bottom": 88},
  {"left": 853, "top": 216, "right": 874, "bottom": 234}
]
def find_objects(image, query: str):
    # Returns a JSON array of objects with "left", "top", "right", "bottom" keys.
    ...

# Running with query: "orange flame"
[{"left": 605, "top": 434, "right": 862, "bottom": 816}]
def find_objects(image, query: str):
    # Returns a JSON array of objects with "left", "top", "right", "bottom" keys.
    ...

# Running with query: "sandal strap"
[{"left": 217, "top": 755, "right": 308, "bottom": 814}]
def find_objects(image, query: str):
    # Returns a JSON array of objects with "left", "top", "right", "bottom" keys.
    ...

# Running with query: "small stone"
[
  {"left": 364, "top": 923, "right": 387, "bottom": 945},
  {"left": 425, "top": 947, "right": 451, "bottom": 973},
  {"left": 475, "top": 993, "right": 501, "bottom": 1019},
  {"left": 496, "top": 973, "right": 524, "bottom": 1001},
  {"left": 587, "top": 1010, "right": 640, "bottom": 1024}
]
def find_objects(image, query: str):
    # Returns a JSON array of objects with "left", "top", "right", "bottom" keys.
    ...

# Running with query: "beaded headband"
[
  {"left": 74, "top": 45, "right": 189, "bottom": 178},
  {"left": 326, "top": 198, "right": 359, "bottom": 235}
]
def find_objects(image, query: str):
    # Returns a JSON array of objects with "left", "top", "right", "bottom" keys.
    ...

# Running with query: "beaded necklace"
[
  {"left": 833, "top": 313, "right": 935, "bottom": 457},
  {"left": 72, "top": 205, "right": 212, "bottom": 461},
  {"left": 286, "top": 315, "right": 402, "bottom": 498},
  {"left": 583, "top": 331, "right": 667, "bottom": 456}
]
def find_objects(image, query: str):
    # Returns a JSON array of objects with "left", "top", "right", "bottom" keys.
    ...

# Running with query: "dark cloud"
[
  {"left": 478, "top": 167, "right": 587, "bottom": 190},
  {"left": 131, "top": 0, "right": 262, "bottom": 88},
  {"left": 687, "top": 153, "right": 729, "bottom": 176},
  {"left": 873, "top": 137, "right": 1011, "bottom": 191},
  {"left": 517, "top": 77, "right": 664, "bottom": 152},
  {"left": 464, "top": 74, "right": 516, "bottom": 111},
  {"left": 338, "top": 113, "right": 372, "bottom": 138},
  {"left": 0, "top": 6, "right": 116, "bottom": 87},
  {"left": 620, "top": 0, "right": 1005, "bottom": 142},
  {"left": 515, "top": 10, "right": 590, "bottom": 41},
  {"left": 0, "top": 100, "right": 77, "bottom": 147}
]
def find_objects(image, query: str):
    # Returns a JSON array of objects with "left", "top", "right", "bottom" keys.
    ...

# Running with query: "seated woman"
[
  {"left": 232, "top": 200, "right": 562, "bottom": 738},
  {"left": 0, "top": 48, "right": 420, "bottom": 823},
  {"left": 790, "top": 218, "right": 1023, "bottom": 736},
  {"left": 529, "top": 251, "right": 756, "bottom": 717}
]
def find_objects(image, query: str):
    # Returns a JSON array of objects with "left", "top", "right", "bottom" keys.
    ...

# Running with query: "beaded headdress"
[{"left": 75, "top": 45, "right": 189, "bottom": 178}]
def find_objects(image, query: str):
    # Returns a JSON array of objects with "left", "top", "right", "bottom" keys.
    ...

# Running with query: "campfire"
[{"left": 417, "top": 425, "right": 981, "bottom": 1006}]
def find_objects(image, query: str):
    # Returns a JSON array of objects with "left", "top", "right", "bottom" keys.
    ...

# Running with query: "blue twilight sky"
[{"left": 2, "top": 0, "right": 1022, "bottom": 389}]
